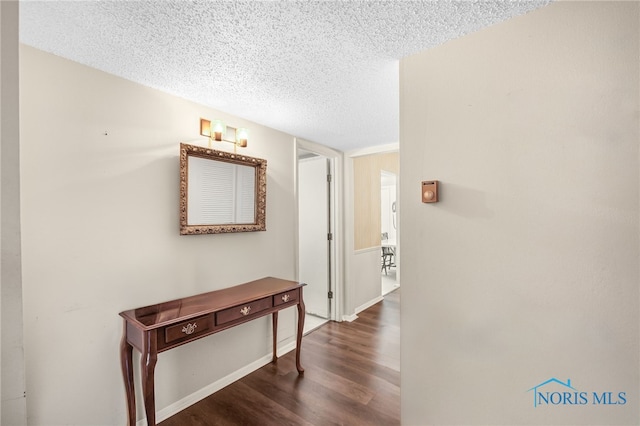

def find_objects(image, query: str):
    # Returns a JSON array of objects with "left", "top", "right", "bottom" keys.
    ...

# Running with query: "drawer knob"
[
  {"left": 282, "top": 294, "right": 291, "bottom": 302},
  {"left": 240, "top": 306, "right": 251, "bottom": 316},
  {"left": 181, "top": 323, "right": 197, "bottom": 335}
]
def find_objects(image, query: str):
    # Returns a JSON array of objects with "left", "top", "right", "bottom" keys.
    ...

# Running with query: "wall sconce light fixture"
[{"left": 200, "top": 118, "right": 249, "bottom": 151}]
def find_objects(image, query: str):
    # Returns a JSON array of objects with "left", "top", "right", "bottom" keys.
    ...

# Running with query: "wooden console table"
[{"left": 119, "top": 277, "right": 306, "bottom": 426}]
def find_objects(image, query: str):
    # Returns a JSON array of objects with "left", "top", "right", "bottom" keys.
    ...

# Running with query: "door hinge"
[
  {"left": 327, "top": 174, "right": 332, "bottom": 182},
  {"left": 328, "top": 291, "right": 334, "bottom": 299},
  {"left": 327, "top": 232, "right": 333, "bottom": 241}
]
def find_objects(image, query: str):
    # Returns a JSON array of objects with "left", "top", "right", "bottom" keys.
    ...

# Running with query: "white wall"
[
  {"left": 1, "top": 2, "right": 27, "bottom": 424},
  {"left": 20, "top": 45, "right": 298, "bottom": 425},
  {"left": 351, "top": 248, "right": 384, "bottom": 314},
  {"left": 344, "top": 146, "right": 398, "bottom": 318},
  {"left": 344, "top": 157, "right": 384, "bottom": 317},
  {"left": 400, "top": 2, "right": 638, "bottom": 425}
]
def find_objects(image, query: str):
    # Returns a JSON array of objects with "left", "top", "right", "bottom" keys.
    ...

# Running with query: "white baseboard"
[
  {"left": 342, "top": 295, "right": 384, "bottom": 322},
  {"left": 342, "top": 313, "right": 358, "bottom": 322},
  {"left": 137, "top": 341, "right": 297, "bottom": 426},
  {"left": 355, "top": 296, "right": 383, "bottom": 315}
]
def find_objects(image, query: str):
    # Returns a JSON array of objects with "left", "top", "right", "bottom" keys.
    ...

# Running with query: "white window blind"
[{"left": 188, "top": 156, "right": 256, "bottom": 225}]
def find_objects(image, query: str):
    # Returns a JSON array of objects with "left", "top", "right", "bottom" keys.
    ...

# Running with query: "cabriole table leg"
[
  {"left": 141, "top": 332, "right": 158, "bottom": 426},
  {"left": 120, "top": 324, "right": 136, "bottom": 426},
  {"left": 296, "top": 298, "right": 305, "bottom": 374},
  {"left": 272, "top": 311, "right": 279, "bottom": 362}
]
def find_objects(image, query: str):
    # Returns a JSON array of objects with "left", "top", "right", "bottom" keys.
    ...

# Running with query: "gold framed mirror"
[{"left": 179, "top": 143, "right": 266, "bottom": 235}]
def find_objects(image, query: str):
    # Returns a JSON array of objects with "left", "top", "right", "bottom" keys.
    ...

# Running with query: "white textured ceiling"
[{"left": 19, "top": 0, "right": 549, "bottom": 152}]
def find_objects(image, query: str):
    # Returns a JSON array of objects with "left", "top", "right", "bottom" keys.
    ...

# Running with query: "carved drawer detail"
[
  {"left": 164, "top": 315, "right": 212, "bottom": 344},
  {"left": 273, "top": 289, "right": 298, "bottom": 307},
  {"left": 216, "top": 297, "right": 272, "bottom": 325}
]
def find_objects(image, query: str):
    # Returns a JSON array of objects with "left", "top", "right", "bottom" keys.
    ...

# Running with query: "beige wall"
[
  {"left": 20, "top": 46, "right": 298, "bottom": 425},
  {"left": 400, "top": 2, "right": 639, "bottom": 424},
  {"left": 353, "top": 152, "right": 398, "bottom": 250}
]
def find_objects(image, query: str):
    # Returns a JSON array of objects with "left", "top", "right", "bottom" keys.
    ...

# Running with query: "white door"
[{"left": 298, "top": 154, "right": 330, "bottom": 318}]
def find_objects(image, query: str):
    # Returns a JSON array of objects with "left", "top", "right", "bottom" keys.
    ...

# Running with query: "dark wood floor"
[{"left": 161, "top": 289, "right": 400, "bottom": 426}]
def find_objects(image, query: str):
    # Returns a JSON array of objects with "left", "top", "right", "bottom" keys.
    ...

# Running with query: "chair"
[{"left": 381, "top": 246, "right": 395, "bottom": 275}]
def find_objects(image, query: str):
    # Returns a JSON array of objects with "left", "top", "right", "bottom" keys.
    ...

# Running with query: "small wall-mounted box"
[{"left": 422, "top": 180, "right": 439, "bottom": 203}]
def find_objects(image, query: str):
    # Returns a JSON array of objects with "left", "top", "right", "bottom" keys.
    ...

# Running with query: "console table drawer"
[
  {"left": 216, "top": 297, "right": 271, "bottom": 325},
  {"left": 165, "top": 315, "right": 212, "bottom": 344},
  {"left": 274, "top": 289, "right": 298, "bottom": 306}
]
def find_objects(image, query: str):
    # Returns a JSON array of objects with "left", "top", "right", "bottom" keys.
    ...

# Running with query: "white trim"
[
  {"left": 294, "top": 138, "right": 344, "bottom": 322},
  {"left": 346, "top": 142, "right": 399, "bottom": 158},
  {"left": 137, "top": 341, "right": 298, "bottom": 426},
  {"left": 354, "top": 246, "right": 380, "bottom": 255},
  {"left": 342, "top": 313, "right": 358, "bottom": 322},
  {"left": 297, "top": 138, "right": 345, "bottom": 159},
  {"left": 355, "top": 295, "right": 384, "bottom": 315}
]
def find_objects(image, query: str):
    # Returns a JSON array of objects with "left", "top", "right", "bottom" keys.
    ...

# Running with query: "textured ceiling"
[{"left": 19, "top": 0, "right": 550, "bottom": 152}]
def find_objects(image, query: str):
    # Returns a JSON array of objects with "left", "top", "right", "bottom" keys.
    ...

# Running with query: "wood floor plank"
[
  {"left": 160, "top": 289, "right": 400, "bottom": 426},
  {"left": 301, "top": 338, "right": 400, "bottom": 388},
  {"left": 298, "top": 365, "right": 375, "bottom": 405}
]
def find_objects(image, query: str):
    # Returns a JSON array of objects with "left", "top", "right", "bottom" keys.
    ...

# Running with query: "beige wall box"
[{"left": 422, "top": 180, "right": 439, "bottom": 203}]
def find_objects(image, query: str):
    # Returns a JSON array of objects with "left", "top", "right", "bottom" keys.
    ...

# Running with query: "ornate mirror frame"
[{"left": 179, "top": 143, "right": 267, "bottom": 235}]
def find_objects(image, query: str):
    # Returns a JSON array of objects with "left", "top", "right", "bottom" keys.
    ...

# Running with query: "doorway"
[
  {"left": 381, "top": 170, "right": 399, "bottom": 295},
  {"left": 297, "top": 149, "right": 333, "bottom": 332}
]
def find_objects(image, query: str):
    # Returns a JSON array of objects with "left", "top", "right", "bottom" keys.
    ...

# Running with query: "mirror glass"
[{"left": 180, "top": 143, "right": 266, "bottom": 234}]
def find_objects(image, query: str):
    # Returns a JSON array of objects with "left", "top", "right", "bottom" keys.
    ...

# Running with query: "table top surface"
[{"left": 120, "top": 277, "right": 304, "bottom": 329}]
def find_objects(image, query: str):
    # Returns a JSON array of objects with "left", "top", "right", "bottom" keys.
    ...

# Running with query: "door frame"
[{"left": 295, "top": 138, "right": 343, "bottom": 322}]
